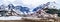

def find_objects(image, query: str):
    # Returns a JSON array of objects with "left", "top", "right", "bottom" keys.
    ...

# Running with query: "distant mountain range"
[{"left": 0, "top": 2, "right": 55, "bottom": 14}]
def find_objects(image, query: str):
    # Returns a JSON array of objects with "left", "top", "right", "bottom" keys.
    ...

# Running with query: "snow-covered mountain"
[{"left": 0, "top": 1, "right": 56, "bottom": 14}]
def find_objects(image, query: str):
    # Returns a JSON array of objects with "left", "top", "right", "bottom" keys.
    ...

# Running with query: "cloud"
[
  {"left": 55, "top": 0, "right": 60, "bottom": 9},
  {"left": 0, "top": 0, "right": 56, "bottom": 9},
  {"left": 21, "top": 0, "right": 55, "bottom": 10}
]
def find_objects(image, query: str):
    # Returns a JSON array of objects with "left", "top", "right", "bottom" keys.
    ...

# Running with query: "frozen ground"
[{"left": 0, "top": 16, "right": 22, "bottom": 20}]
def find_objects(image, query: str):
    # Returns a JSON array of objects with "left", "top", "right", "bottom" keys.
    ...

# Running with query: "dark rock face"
[{"left": 8, "top": 4, "right": 15, "bottom": 9}]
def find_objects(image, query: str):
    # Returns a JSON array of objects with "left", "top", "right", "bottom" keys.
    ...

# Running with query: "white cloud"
[
  {"left": 55, "top": 0, "right": 60, "bottom": 9},
  {"left": 21, "top": 0, "right": 55, "bottom": 10},
  {"left": 0, "top": 0, "right": 56, "bottom": 9},
  {"left": 0, "top": 0, "right": 55, "bottom": 6}
]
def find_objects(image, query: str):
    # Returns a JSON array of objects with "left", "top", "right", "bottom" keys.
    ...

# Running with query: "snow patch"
[{"left": 0, "top": 16, "right": 22, "bottom": 20}]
